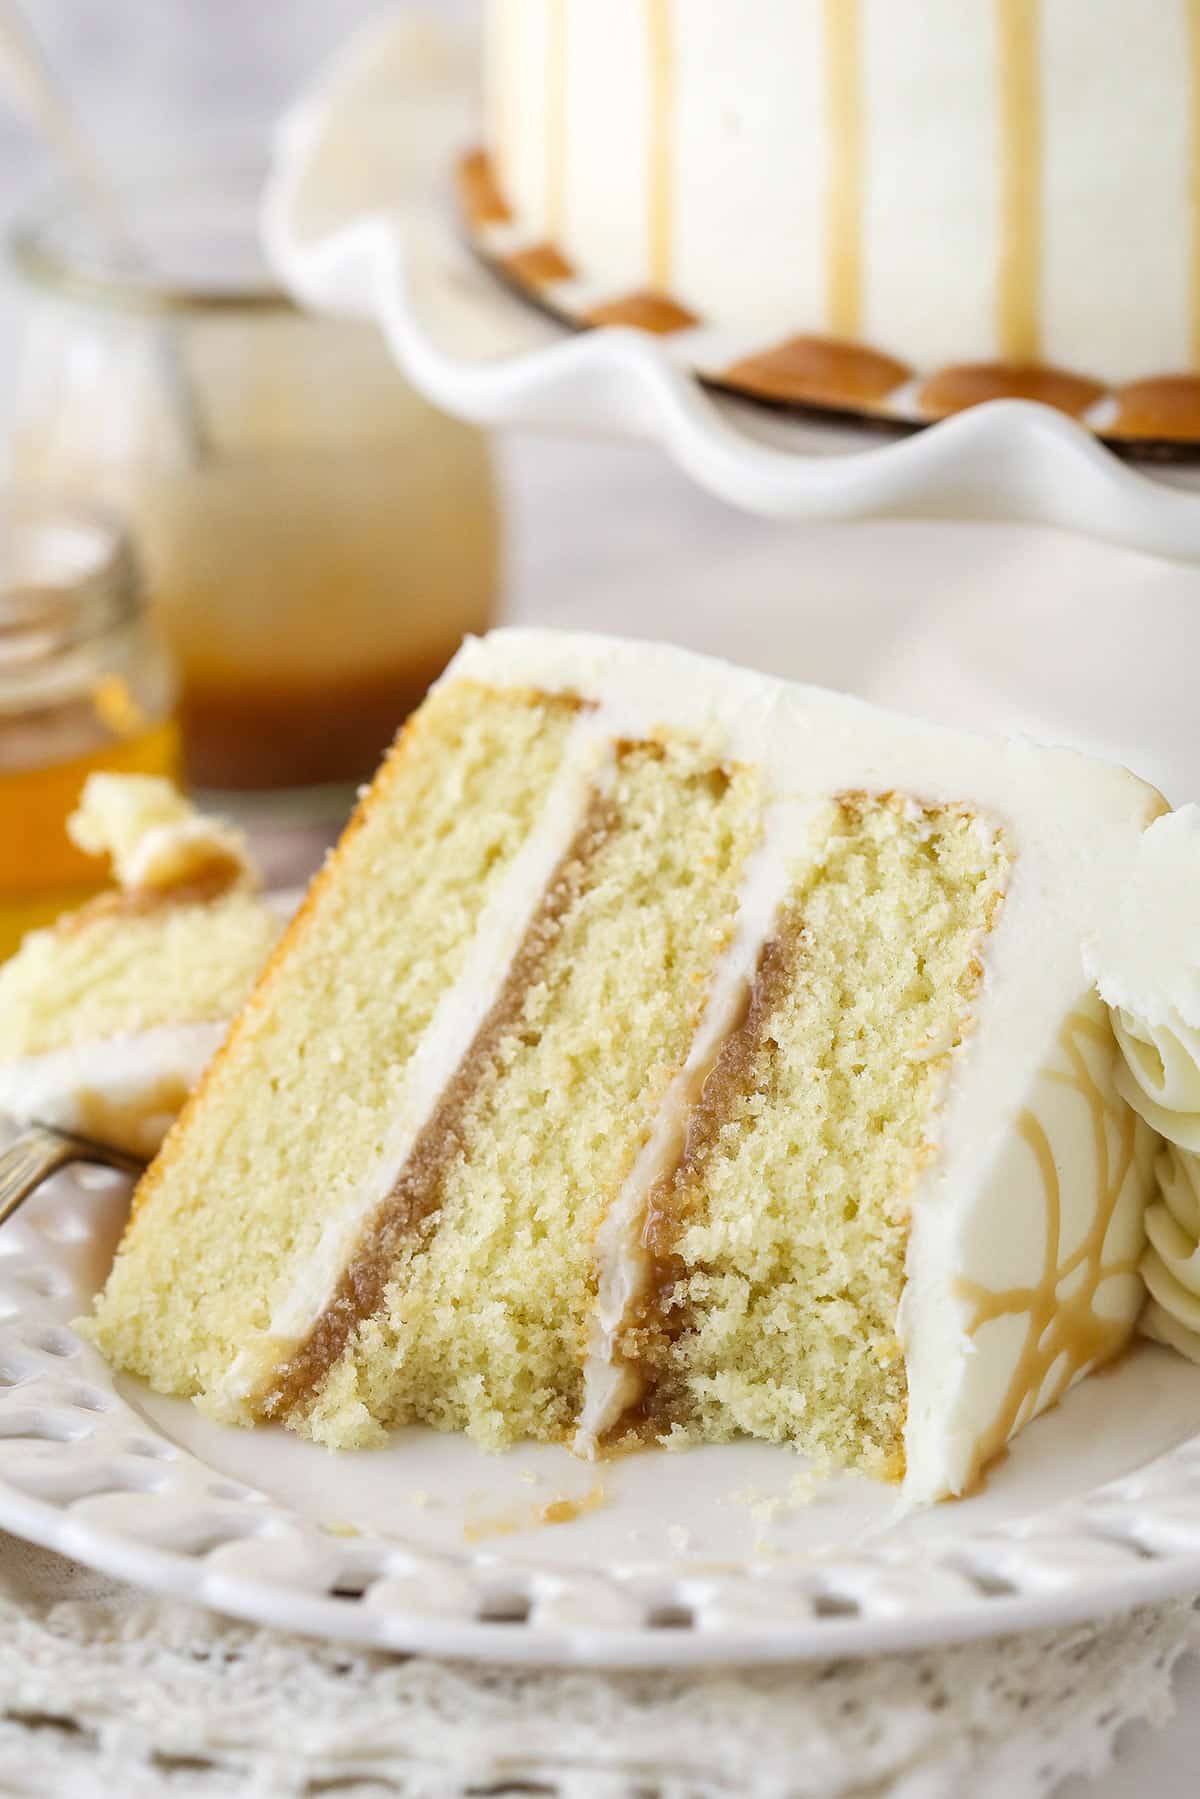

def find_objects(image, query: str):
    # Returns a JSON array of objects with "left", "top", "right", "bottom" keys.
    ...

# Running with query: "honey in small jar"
[{"left": 0, "top": 498, "right": 179, "bottom": 958}]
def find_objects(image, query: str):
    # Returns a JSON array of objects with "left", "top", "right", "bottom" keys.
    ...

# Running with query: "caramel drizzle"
[
  {"left": 995, "top": 0, "right": 1042, "bottom": 361},
  {"left": 823, "top": 0, "right": 863, "bottom": 337},
  {"left": 1188, "top": 0, "right": 1200, "bottom": 366},
  {"left": 544, "top": 0, "right": 569, "bottom": 242},
  {"left": 491, "top": 0, "right": 515, "bottom": 206},
  {"left": 955, "top": 1004, "right": 1148, "bottom": 1490},
  {"left": 646, "top": 0, "right": 674, "bottom": 292}
]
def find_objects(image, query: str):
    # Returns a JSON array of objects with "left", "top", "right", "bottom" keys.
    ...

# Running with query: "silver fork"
[{"left": 0, "top": 1125, "right": 146, "bottom": 1227}]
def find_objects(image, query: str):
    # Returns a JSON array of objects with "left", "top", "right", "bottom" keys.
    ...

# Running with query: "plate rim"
[{"left": 2, "top": 1164, "right": 1200, "bottom": 1668}]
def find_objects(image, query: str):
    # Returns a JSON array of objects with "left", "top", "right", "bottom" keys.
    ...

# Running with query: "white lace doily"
[{"left": 0, "top": 1533, "right": 1192, "bottom": 1799}]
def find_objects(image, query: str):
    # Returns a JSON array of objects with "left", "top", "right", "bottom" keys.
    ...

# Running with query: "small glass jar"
[
  {"left": 0, "top": 494, "right": 180, "bottom": 957},
  {"left": 7, "top": 161, "right": 500, "bottom": 793}
]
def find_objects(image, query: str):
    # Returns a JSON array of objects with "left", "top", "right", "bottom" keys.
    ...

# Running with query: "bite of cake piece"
[
  {"left": 0, "top": 775, "right": 285, "bottom": 1157},
  {"left": 84, "top": 631, "right": 1166, "bottom": 1500}
]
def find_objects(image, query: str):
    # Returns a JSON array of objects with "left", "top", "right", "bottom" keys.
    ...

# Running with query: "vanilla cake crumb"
[{"left": 82, "top": 630, "right": 1165, "bottom": 1501}]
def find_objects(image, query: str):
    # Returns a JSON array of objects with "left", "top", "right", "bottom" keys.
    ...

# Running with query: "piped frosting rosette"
[{"left": 1084, "top": 803, "right": 1200, "bottom": 1362}]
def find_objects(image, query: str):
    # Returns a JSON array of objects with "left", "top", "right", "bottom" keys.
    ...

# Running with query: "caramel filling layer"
[
  {"left": 609, "top": 915, "right": 802, "bottom": 1436},
  {"left": 56, "top": 867, "right": 244, "bottom": 935}
]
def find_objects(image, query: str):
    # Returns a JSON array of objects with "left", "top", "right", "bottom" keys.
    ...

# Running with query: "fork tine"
[{"left": 0, "top": 1125, "right": 145, "bottom": 1226}]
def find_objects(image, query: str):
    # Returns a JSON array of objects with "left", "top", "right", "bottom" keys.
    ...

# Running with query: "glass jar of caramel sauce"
[
  {"left": 0, "top": 495, "right": 180, "bottom": 957},
  {"left": 7, "top": 163, "right": 499, "bottom": 792}
]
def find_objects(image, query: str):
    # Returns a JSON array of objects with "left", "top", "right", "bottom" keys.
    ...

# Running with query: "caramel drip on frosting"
[
  {"left": 995, "top": 0, "right": 1042, "bottom": 361},
  {"left": 646, "top": 0, "right": 674, "bottom": 292},
  {"left": 954, "top": 1005, "right": 1148, "bottom": 1491},
  {"left": 824, "top": 0, "right": 864, "bottom": 338},
  {"left": 1188, "top": 0, "right": 1200, "bottom": 365},
  {"left": 457, "top": 149, "right": 512, "bottom": 228},
  {"left": 544, "top": 0, "right": 569, "bottom": 242},
  {"left": 491, "top": 1, "right": 516, "bottom": 207}
]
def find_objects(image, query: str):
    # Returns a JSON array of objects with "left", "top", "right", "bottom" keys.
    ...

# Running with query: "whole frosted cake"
[
  {"left": 472, "top": 0, "right": 1200, "bottom": 433},
  {"left": 86, "top": 631, "right": 1164, "bottom": 1500}
]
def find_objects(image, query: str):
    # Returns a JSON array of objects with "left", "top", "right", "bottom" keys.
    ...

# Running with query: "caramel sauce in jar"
[{"left": 9, "top": 169, "right": 499, "bottom": 792}]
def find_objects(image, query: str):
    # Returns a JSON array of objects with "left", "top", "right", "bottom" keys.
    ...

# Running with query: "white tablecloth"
[{"left": 0, "top": 1533, "right": 1194, "bottom": 1798}]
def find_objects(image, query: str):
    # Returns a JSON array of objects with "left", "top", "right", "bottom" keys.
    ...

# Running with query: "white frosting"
[
  {"left": 448, "top": 630, "right": 1163, "bottom": 1500},
  {"left": 1084, "top": 805, "right": 1200, "bottom": 1354},
  {"left": 486, "top": 0, "right": 1196, "bottom": 383},
  {"left": 0, "top": 1023, "right": 228, "bottom": 1159},
  {"left": 1141, "top": 1144, "right": 1200, "bottom": 1362}
]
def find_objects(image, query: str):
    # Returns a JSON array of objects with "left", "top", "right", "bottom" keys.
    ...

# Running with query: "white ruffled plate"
[
  {"left": 264, "top": 12, "right": 1200, "bottom": 561},
  {"left": 1, "top": 1150, "right": 1199, "bottom": 1665}
]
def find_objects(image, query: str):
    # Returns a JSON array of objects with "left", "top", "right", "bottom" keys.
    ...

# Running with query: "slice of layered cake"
[
  {"left": 0, "top": 776, "right": 284, "bottom": 1156},
  {"left": 86, "top": 633, "right": 1164, "bottom": 1499}
]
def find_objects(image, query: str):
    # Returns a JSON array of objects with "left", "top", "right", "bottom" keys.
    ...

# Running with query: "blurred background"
[{"left": 0, "top": 0, "right": 1194, "bottom": 954}]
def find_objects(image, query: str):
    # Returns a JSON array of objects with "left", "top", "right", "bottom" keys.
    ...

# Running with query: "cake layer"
[
  {"left": 483, "top": 0, "right": 1200, "bottom": 395},
  {"left": 88, "top": 682, "right": 581, "bottom": 1395},
  {"left": 0, "top": 891, "right": 279, "bottom": 1059}
]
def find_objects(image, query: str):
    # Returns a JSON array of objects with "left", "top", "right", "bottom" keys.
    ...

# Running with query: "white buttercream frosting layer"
[
  {"left": 0, "top": 1023, "right": 228, "bottom": 1159},
  {"left": 1141, "top": 1144, "right": 1200, "bottom": 1362}
]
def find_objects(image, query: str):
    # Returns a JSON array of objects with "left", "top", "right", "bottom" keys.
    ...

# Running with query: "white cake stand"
[{"left": 263, "top": 12, "right": 1200, "bottom": 562}]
